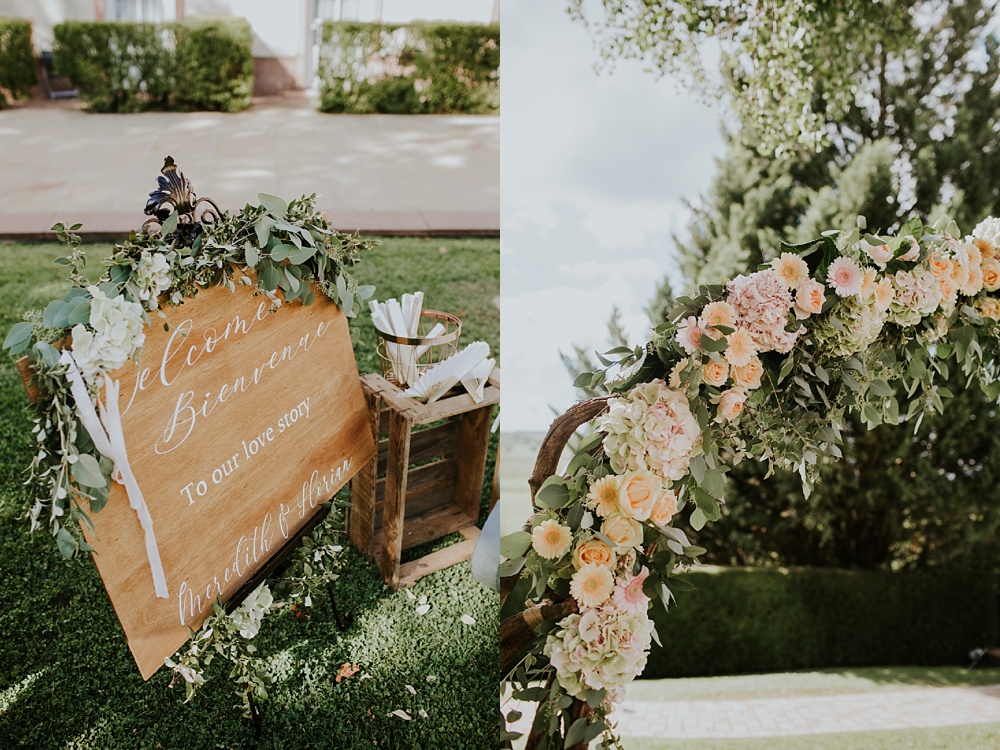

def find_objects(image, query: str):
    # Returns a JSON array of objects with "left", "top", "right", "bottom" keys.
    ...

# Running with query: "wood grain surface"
[{"left": 83, "top": 280, "right": 374, "bottom": 679}]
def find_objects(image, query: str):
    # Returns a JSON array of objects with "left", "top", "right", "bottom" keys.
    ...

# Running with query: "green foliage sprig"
[{"left": 166, "top": 497, "right": 350, "bottom": 717}]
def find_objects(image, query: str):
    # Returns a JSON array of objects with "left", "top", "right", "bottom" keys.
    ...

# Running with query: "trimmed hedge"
[
  {"left": 0, "top": 18, "right": 36, "bottom": 108},
  {"left": 318, "top": 21, "right": 499, "bottom": 114},
  {"left": 53, "top": 18, "right": 253, "bottom": 113},
  {"left": 644, "top": 567, "right": 997, "bottom": 678}
]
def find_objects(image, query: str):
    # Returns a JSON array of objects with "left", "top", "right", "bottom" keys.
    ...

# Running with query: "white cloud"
[{"left": 500, "top": 0, "right": 726, "bottom": 431}]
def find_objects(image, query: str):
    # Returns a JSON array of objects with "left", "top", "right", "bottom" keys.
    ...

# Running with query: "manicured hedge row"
[
  {"left": 643, "top": 566, "right": 997, "bottom": 678},
  {"left": 53, "top": 18, "right": 253, "bottom": 113},
  {"left": 0, "top": 18, "right": 36, "bottom": 108},
  {"left": 318, "top": 21, "right": 499, "bottom": 114}
]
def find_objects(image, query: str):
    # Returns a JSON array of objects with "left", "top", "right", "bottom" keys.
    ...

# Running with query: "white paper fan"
[
  {"left": 460, "top": 357, "right": 495, "bottom": 404},
  {"left": 402, "top": 341, "right": 490, "bottom": 404}
]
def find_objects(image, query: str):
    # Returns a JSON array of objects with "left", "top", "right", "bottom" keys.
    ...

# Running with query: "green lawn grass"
[{"left": 0, "top": 237, "right": 499, "bottom": 749}]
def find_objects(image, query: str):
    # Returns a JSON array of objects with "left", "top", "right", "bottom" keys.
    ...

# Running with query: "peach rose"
[
  {"left": 573, "top": 538, "right": 616, "bottom": 570},
  {"left": 601, "top": 514, "right": 645, "bottom": 551},
  {"left": 982, "top": 259, "right": 1000, "bottom": 292},
  {"left": 929, "top": 253, "right": 953, "bottom": 278},
  {"left": 649, "top": 490, "right": 679, "bottom": 527},
  {"left": 979, "top": 298, "right": 1000, "bottom": 321},
  {"left": 899, "top": 237, "right": 921, "bottom": 262},
  {"left": 794, "top": 278, "right": 825, "bottom": 319},
  {"left": 617, "top": 469, "right": 663, "bottom": 521},
  {"left": 702, "top": 358, "right": 730, "bottom": 388},
  {"left": 863, "top": 241, "right": 893, "bottom": 266},
  {"left": 715, "top": 388, "right": 747, "bottom": 424},
  {"left": 731, "top": 355, "right": 764, "bottom": 390}
]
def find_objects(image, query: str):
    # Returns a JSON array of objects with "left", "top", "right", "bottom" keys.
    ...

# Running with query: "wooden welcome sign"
[{"left": 78, "top": 280, "right": 374, "bottom": 679}]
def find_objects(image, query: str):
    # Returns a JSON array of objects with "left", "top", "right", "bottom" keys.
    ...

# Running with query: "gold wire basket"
[{"left": 374, "top": 310, "right": 462, "bottom": 387}]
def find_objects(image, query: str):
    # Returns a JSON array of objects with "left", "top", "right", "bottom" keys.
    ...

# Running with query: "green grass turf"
[{"left": 0, "top": 238, "right": 499, "bottom": 749}]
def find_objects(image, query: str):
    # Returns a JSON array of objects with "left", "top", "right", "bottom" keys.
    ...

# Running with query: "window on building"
[{"left": 112, "top": 0, "right": 166, "bottom": 22}]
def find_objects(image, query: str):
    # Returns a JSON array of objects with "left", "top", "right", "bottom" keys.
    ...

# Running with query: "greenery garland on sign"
[
  {"left": 2, "top": 158, "right": 376, "bottom": 715},
  {"left": 501, "top": 214, "right": 1000, "bottom": 748}
]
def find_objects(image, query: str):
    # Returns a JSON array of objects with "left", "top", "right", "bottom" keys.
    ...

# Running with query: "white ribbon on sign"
[{"left": 59, "top": 350, "right": 169, "bottom": 599}]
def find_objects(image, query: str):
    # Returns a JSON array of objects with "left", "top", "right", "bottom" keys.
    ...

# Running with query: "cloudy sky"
[{"left": 500, "top": 1, "right": 726, "bottom": 433}]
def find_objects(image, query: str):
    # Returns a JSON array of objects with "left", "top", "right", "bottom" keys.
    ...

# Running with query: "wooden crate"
[{"left": 349, "top": 369, "right": 500, "bottom": 589}]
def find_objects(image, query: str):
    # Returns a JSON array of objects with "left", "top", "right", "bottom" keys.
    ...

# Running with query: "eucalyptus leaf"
[
  {"left": 258, "top": 193, "right": 288, "bottom": 217},
  {"left": 3, "top": 321, "right": 33, "bottom": 351},
  {"left": 160, "top": 211, "right": 179, "bottom": 237},
  {"left": 72, "top": 453, "right": 106, "bottom": 488},
  {"left": 55, "top": 526, "right": 77, "bottom": 558},
  {"left": 500, "top": 531, "right": 532, "bottom": 559}
]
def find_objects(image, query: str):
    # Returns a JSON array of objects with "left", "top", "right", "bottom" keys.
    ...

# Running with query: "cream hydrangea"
[
  {"left": 889, "top": 267, "right": 942, "bottom": 326},
  {"left": 229, "top": 583, "right": 274, "bottom": 639},
  {"left": 973, "top": 216, "right": 1000, "bottom": 249},
  {"left": 544, "top": 605, "right": 655, "bottom": 702},
  {"left": 814, "top": 297, "right": 885, "bottom": 357},
  {"left": 596, "top": 380, "right": 701, "bottom": 481},
  {"left": 70, "top": 285, "right": 146, "bottom": 381},
  {"left": 135, "top": 251, "right": 172, "bottom": 309}
]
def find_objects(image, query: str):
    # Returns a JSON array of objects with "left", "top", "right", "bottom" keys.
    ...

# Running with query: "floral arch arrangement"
[
  {"left": 3, "top": 157, "right": 376, "bottom": 715},
  {"left": 500, "top": 214, "right": 1000, "bottom": 749}
]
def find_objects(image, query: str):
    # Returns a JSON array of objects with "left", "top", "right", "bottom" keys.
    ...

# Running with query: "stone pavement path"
[
  {"left": 609, "top": 684, "right": 1000, "bottom": 739},
  {"left": 0, "top": 97, "right": 498, "bottom": 238},
  {"left": 508, "top": 685, "right": 1000, "bottom": 740}
]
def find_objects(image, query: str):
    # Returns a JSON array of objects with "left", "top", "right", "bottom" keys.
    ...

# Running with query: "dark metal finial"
[{"left": 142, "top": 156, "right": 221, "bottom": 247}]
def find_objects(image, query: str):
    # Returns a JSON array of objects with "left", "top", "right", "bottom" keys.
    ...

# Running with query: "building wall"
[
  {"left": 185, "top": 0, "right": 309, "bottom": 95},
  {"left": 1, "top": 0, "right": 95, "bottom": 52}
]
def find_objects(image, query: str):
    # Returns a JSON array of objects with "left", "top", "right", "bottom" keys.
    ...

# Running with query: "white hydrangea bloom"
[
  {"left": 544, "top": 605, "right": 655, "bottom": 703},
  {"left": 596, "top": 379, "right": 701, "bottom": 482},
  {"left": 229, "top": 583, "right": 274, "bottom": 639},
  {"left": 134, "top": 252, "right": 172, "bottom": 309},
  {"left": 70, "top": 285, "right": 146, "bottom": 381},
  {"left": 972, "top": 216, "right": 1000, "bottom": 248}
]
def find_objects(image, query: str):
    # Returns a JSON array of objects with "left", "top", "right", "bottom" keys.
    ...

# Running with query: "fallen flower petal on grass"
[
  {"left": 405, "top": 684, "right": 417, "bottom": 695},
  {"left": 391, "top": 710, "right": 412, "bottom": 721},
  {"left": 460, "top": 614, "right": 476, "bottom": 626},
  {"left": 416, "top": 604, "right": 431, "bottom": 616},
  {"left": 336, "top": 663, "right": 360, "bottom": 683}
]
